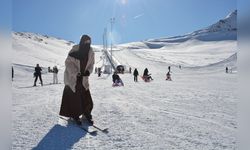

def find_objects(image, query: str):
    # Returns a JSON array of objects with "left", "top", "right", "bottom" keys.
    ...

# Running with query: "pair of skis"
[
  {"left": 79, "top": 122, "right": 109, "bottom": 135},
  {"left": 59, "top": 117, "right": 108, "bottom": 135}
]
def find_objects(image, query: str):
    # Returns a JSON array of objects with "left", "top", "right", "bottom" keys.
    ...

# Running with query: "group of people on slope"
[
  {"left": 132, "top": 67, "right": 171, "bottom": 82},
  {"left": 112, "top": 67, "right": 154, "bottom": 86},
  {"left": 32, "top": 64, "right": 59, "bottom": 86},
  {"left": 112, "top": 66, "right": 172, "bottom": 86}
]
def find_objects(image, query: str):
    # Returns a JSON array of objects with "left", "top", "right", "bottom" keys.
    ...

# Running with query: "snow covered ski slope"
[{"left": 12, "top": 10, "right": 237, "bottom": 150}]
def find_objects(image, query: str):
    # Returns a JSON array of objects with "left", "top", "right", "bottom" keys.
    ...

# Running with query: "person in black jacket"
[
  {"left": 226, "top": 67, "right": 228, "bottom": 73},
  {"left": 168, "top": 66, "right": 171, "bottom": 72},
  {"left": 33, "top": 64, "right": 43, "bottom": 86},
  {"left": 97, "top": 67, "right": 102, "bottom": 77},
  {"left": 133, "top": 68, "right": 139, "bottom": 82},
  {"left": 12, "top": 66, "right": 14, "bottom": 81}
]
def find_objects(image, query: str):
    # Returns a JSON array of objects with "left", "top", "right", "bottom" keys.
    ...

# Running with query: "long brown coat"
[{"left": 59, "top": 45, "right": 95, "bottom": 118}]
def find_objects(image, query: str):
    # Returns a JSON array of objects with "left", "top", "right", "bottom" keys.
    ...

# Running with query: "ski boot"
[
  {"left": 82, "top": 114, "right": 94, "bottom": 125},
  {"left": 73, "top": 117, "right": 82, "bottom": 125}
]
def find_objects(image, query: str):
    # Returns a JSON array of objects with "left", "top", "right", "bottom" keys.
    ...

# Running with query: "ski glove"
[
  {"left": 82, "top": 70, "right": 90, "bottom": 76},
  {"left": 77, "top": 71, "right": 90, "bottom": 77}
]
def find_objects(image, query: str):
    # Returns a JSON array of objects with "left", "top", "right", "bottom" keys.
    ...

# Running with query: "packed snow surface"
[{"left": 12, "top": 10, "right": 237, "bottom": 150}]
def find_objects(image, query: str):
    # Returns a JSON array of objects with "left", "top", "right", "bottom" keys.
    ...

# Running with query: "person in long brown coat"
[{"left": 59, "top": 35, "right": 95, "bottom": 125}]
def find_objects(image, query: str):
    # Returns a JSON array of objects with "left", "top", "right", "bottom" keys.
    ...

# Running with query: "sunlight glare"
[{"left": 121, "top": 0, "right": 128, "bottom": 5}]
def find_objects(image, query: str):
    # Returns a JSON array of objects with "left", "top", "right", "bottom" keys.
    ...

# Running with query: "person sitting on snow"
[
  {"left": 166, "top": 71, "right": 172, "bottom": 81},
  {"left": 143, "top": 68, "right": 153, "bottom": 81},
  {"left": 112, "top": 71, "right": 124, "bottom": 86}
]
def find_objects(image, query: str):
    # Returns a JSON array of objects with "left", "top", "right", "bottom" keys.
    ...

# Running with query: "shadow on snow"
[{"left": 33, "top": 124, "right": 87, "bottom": 150}]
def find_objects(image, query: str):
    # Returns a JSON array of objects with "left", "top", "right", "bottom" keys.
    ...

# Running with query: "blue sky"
[
  {"left": 0, "top": 0, "right": 11, "bottom": 31},
  {"left": 12, "top": 0, "right": 236, "bottom": 44}
]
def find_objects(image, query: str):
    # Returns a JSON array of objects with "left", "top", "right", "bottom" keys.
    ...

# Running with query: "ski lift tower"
[
  {"left": 110, "top": 17, "right": 115, "bottom": 73},
  {"left": 102, "top": 27, "right": 107, "bottom": 66},
  {"left": 103, "top": 28, "right": 112, "bottom": 74}
]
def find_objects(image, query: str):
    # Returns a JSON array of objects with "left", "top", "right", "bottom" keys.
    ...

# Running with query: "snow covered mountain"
[
  {"left": 12, "top": 32, "right": 103, "bottom": 69},
  {"left": 117, "top": 10, "right": 237, "bottom": 50},
  {"left": 192, "top": 10, "right": 237, "bottom": 36},
  {"left": 145, "top": 10, "right": 237, "bottom": 44},
  {"left": 12, "top": 32, "right": 74, "bottom": 68},
  {"left": 117, "top": 10, "right": 237, "bottom": 68}
]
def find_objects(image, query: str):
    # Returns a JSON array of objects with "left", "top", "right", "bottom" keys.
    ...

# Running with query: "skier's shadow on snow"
[{"left": 33, "top": 124, "right": 87, "bottom": 150}]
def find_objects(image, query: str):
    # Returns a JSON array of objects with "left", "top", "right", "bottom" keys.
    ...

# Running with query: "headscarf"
[{"left": 69, "top": 35, "right": 91, "bottom": 60}]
